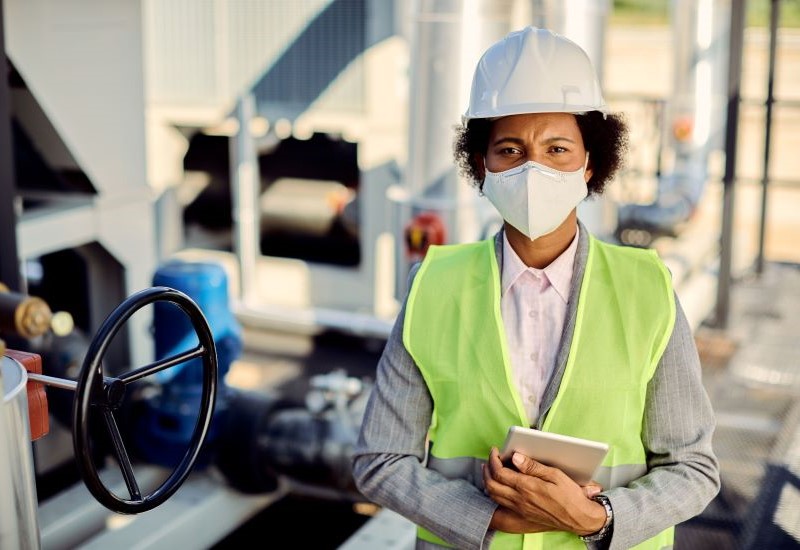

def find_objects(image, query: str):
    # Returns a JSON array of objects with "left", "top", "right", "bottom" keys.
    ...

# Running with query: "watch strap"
[{"left": 580, "top": 494, "right": 613, "bottom": 543}]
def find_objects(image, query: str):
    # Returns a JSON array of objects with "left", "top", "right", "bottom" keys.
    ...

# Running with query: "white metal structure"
[
  {"left": 6, "top": 0, "right": 157, "bottom": 367},
  {"left": 148, "top": 0, "right": 527, "bottom": 337},
  {"left": 143, "top": 0, "right": 410, "bottom": 338}
]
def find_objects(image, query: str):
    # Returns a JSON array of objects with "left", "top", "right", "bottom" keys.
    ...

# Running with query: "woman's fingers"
[
  {"left": 484, "top": 448, "right": 529, "bottom": 510},
  {"left": 484, "top": 448, "right": 555, "bottom": 509},
  {"left": 509, "top": 452, "right": 559, "bottom": 482}
]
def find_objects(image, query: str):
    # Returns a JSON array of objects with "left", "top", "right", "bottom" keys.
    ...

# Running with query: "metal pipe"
[
  {"left": 406, "top": 0, "right": 510, "bottom": 200},
  {"left": 755, "top": 0, "right": 780, "bottom": 275},
  {"left": 234, "top": 301, "right": 394, "bottom": 340},
  {"left": 714, "top": 0, "right": 747, "bottom": 330},
  {"left": 395, "top": 0, "right": 515, "bottom": 298},
  {"left": 26, "top": 372, "right": 78, "bottom": 391},
  {"left": 0, "top": 290, "right": 53, "bottom": 338},
  {"left": 1, "top": 355, "right": 42, "bottom": 549},
  {"left": 0, "top": 0, "right": 22, "bottom": 293}
]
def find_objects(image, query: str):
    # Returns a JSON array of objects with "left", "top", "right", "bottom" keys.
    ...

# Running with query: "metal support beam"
[
  {"left": 0, "top": 0, "right": 21, "bottom": 292},
  {"left": 230, "top": 93, "right": 259, "bottom": 304},
  {"left": 755, "top": 0, "right": 780, "bottom": 275},
  {"left": 713, "top": 0, "right": 747, "bottom": 330}
]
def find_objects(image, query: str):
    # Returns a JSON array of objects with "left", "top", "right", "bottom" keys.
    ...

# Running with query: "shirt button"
[
  {"left": 528, "top": 310, "right": 535, "bottom": 318},
  {"left": 528, "top": 396, "right": 536, "bottom": 403},
  {"left": 529, "top": 353, "right": 536, "bottom": 361}
]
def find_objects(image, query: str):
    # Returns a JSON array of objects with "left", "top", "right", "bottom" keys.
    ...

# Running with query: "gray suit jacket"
[{"left": 352, "top": 223, "right": 720, "bottom": 549}]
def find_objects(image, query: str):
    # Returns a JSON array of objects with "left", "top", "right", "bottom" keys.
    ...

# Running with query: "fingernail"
[{"left": 512, "top": 453, "right": 523, "bottom": 466}]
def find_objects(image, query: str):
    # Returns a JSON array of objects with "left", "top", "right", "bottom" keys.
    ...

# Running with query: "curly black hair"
[{"left": 452, "top": 111, "right": 629, "bottom": 197}]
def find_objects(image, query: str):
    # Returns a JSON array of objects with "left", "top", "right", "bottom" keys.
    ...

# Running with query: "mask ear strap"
[
  {"left": 478, "top": 157, "right": 488, "bottom": 196},
  {"left": 583, "top": 152, "right": 590, "bottom": 171}
]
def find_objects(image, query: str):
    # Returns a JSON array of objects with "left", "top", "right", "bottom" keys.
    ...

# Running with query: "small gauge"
[{"left": 51, "top": 311, "right": 75, "bottom": 337}]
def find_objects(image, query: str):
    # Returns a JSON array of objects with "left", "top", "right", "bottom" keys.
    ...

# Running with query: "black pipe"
[
  {"left": 216, "top": 384, "right": 369, "bottom": 498},
  {"left": 755, "top": 0, "right": 781, "bottom": 275},
  {"left": 0, "top": 0, "right": 21, "bottom": 293},
  {"left": 713, "top": 0, "right": 747, "bottom": 330}
]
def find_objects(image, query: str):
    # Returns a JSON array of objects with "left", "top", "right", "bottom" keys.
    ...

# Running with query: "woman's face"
[{"left": 481, "top": 112, "right": 592, "bottom": 181}]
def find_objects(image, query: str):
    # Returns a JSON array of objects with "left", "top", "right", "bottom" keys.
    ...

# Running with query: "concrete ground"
[{"left": 681, "top": 262, "right": 800, "bottom": 549}]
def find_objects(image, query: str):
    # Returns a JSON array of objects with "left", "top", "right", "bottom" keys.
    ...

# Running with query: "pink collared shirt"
[{"left": 500, "top": 228, "right": 579, "bottom": 425}]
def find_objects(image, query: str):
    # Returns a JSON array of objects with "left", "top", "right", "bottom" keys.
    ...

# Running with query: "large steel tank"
[
  {"left": 0, "top": 348, "right": 41, "bottom": 549},
  {"left": 392, "top": 0, "right": 521, "bottom": 298}
]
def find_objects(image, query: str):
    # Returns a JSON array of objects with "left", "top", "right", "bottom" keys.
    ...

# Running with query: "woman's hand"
[
  {"left": 483, "top": 447, "right": 607, "bottom": 536},
  {"left": 489, "top": 505, "right": 552, "bottom": 534}
]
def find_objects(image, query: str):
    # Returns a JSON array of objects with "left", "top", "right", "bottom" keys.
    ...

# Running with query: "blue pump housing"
[{"left": 135, "top": 260, "right": 242, "bottom": 468}]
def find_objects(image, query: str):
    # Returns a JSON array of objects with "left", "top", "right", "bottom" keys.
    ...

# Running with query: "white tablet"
[{"left": 499, "top": 426, "right": 609, "bottom": 485}]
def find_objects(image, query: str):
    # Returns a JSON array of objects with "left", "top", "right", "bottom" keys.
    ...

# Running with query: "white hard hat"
[{"left": 463, "top": 26, "right": 608, "bottom": 122}]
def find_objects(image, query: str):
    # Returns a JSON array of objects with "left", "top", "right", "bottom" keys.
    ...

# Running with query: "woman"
[{"left": 352, "top": 26, "right": 720, "bottom": 549}]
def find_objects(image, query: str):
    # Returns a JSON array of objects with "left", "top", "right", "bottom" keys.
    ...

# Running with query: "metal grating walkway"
[{"left": 687, "top": 261, "right": 800, "bottom": 549}]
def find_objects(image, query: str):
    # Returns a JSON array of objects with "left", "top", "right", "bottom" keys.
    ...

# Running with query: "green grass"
[
  {"left": 610, "top": 0, "right": 669, "bottom": 26},
  {"left": 747, "top": 0, "right": 800, "bottom": 27},
  {"left": 610, "top": 0, "right": 800, "bottom": 28}
]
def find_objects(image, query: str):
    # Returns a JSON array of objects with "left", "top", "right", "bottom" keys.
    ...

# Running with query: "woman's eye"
[
  {"left": 549, "top": 146, "right": 568, "bottom": 154},
  {"left": 499, "top": 147, "right": 521, "bottom": 155}
]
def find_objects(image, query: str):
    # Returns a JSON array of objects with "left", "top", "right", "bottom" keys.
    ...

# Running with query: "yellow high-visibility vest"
[{"left": 404, "top": 235, "right": 676, "bottom": 549}]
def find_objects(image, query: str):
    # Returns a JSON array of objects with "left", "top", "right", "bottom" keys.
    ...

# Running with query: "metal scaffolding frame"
[
  {"left": 714, "top": 0, "right": 747, "bottom": 330},
  {"left": 755, "top": 0, "right": 782, "bottom": 275}
]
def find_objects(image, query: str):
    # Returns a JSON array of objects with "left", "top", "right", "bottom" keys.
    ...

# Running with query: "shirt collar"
[{"left": 501, "top": 227, "right": 579, "bottom": 303}]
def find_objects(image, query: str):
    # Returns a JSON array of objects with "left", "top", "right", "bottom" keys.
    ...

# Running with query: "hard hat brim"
[{"left": 462, "top": 105, "right": 609, "bottom": 126}]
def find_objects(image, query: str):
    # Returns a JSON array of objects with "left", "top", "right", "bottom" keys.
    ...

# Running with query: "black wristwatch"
[{"left": 580, "top": 494, "right": 613, "bottom": 543}]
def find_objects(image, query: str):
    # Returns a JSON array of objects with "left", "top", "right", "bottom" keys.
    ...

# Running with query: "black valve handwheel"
[{"left": 72, "top": 286, "right": 218, "bottom": 514}]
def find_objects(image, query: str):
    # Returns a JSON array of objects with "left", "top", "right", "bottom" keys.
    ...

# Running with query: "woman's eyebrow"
[
  {"left": 542, "top": 136, "right": 577, "bottom": 145},
  {"left": 490, "top": 136, "right": 526, "bottom": 147},
  {"left": 490, "top": 135, "right": 577, "bottom": 147}
]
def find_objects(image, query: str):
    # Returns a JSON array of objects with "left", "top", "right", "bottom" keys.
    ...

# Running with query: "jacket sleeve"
[
  {"left": 351, "top": 266, "right": 499, "bottom": 550},
  {"left": 604, "top": 294, "right": 721, "bottom": 550}
]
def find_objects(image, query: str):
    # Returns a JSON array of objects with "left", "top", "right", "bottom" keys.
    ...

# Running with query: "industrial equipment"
[
  {"left": 615, "top": 0, "right": 731, "bottom": 246},
  {"left": 1, "top": 285, "right": 219, "bottom": 548},
  {"left": 1, "top": 264, "right": 374, "bottom": 548}
]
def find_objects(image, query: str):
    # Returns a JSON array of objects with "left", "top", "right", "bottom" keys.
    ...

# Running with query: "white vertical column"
[{"left": 230, "top": 94, "right": 261, "bottom": 304}]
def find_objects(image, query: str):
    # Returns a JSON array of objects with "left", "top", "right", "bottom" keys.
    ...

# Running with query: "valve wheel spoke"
[{"left": 102, "top": 409, "right": 142, "bottom": 501}]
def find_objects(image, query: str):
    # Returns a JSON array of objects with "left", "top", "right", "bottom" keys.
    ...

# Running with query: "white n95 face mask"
[{"left": 481, "top": 156, "right": 589, "bottom": 241}]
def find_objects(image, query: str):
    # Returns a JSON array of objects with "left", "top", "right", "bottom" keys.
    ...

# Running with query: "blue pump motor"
[{"left": 134, "top": 259, "right": 243, "bottom": 468}]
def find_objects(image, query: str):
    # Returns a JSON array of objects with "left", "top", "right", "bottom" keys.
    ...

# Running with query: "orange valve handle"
[{"left": 4, "top": 349, "right": 49, "bottom": 440}]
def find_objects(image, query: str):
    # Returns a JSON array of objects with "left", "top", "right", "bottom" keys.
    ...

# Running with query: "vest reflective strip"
[
  {"left": 426, "top": 455, "right": 486, "bottom": 489},
  {"left": 416, "top": 537, "right": 455, "bottom": 549},
  {"left": 424, "top": 455, "right": 647, "bottom": 496},
  {"left": 418, "top": 521, "right": 674, "bottom": 550},
  {"left": 593, "top": 464, "right": 648, "bottom": 490}
]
